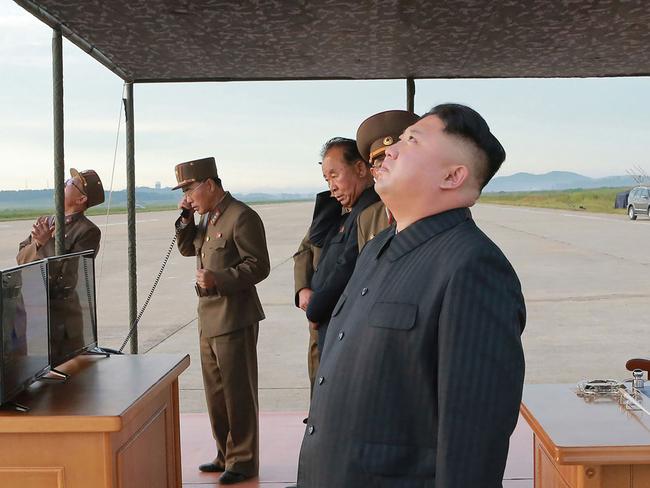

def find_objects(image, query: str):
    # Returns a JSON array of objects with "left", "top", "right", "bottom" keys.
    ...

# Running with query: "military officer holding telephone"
[{"left": 174, "top": 157, "right": 270, "bottom": 485}]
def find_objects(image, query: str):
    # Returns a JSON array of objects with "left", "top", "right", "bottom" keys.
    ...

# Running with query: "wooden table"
[
  {"left": 0, "top": 353, "right": 189, "bottom": 488},
  {"left": 521, "top": 384, "right": 650, "bottom": 488}
]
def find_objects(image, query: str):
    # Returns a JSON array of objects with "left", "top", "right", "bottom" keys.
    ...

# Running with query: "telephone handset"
[{"left": 116, "top": 208, "right": 190, "bottom": 353}]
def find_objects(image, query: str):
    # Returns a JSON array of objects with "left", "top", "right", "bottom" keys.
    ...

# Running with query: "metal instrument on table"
[{"left": 576, "top": 369, "right": 650, "bottom": 417}]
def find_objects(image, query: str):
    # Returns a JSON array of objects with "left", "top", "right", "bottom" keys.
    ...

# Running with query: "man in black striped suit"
[{"left": 294, "top": 104, "right": 526, "bottom": 487}]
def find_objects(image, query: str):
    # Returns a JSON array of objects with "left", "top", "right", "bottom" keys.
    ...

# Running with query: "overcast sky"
[{"left": 2, "top": 1, "right": 650, "bottom": 192}]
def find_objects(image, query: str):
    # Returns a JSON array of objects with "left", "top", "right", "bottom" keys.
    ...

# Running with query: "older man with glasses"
[
  {"left": 17, "top": 168, "right": 105, "bottom": 264},
  {"left": 174, "top": 156, "right": 270, "bottom": 485}
]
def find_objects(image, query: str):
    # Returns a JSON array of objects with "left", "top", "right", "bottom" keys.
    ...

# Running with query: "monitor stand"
[
  {"left": 84, "top": 346, "right": 124, "bottom": 357},
  {"left": 39, "top": 368, "right": 69, "bottom": 382},
  {"left": 1, "top": 402, "right": 29, "bottom": 413}
]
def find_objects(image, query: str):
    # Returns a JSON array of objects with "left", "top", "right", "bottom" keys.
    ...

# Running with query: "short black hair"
[
  {"left": 424, "top": 103, "right": 505, "bottom": 189},
  {"left": 320, "top": 137, "right": 364, "bottom": 166}
]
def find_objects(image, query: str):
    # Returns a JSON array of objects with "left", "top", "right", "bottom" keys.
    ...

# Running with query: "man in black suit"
[
  {"left": 306, "top": 137, "right": 379, "bottom": 356},
  {"left": 294, "top": 104, "right": 526, "bottom": 487}
]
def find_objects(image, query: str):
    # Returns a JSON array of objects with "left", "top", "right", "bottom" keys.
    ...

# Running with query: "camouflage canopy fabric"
[{"left": 14, "top": 0, "right": 650, "bottom": 82}]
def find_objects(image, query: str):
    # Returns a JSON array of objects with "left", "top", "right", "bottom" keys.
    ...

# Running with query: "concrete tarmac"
[{"left": 1, "top": 202, "right": 648, "bottom": 413}]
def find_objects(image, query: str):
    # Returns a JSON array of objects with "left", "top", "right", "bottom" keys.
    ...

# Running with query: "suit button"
[
  {"left": 338, "top": 331, "right": 344, "bottom": 340},
  {"left": 318, "top": 376, "right": 324, "bottom": 385},
  {"left": 308, "top": 425, "right": 315, "bottom": 435},
  {"left": 361, "top": 287, "right": 368, "bottom": 296},
  {"left": 202, "top": 252, "right": 205, "bottom": 258},
  {"left": 206, "top": 236, "right": 210, "bottom": 241}
]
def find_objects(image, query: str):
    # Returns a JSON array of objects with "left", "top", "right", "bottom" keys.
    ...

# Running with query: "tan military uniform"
[
  {"left": 48, "top": 254, "right": 88, "bottom": 367},
  {"left": 176, "top": 191, "right": 270, "bottom": 477},
  {"left": 292, "top": 232, "right": 321, "bottom": 394},
  {"left": 356, "top": 201, "right": 393, "bottom": 251},
  {"left": 16, "top": 212, "right": 101, "bottom": 264}
]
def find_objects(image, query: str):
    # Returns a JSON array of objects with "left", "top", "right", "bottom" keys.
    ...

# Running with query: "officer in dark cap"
[
  {"left": 17, "top": 168, "right": 104, "bottom": 263},
  {"left": 355, "top": 110, "right": 419, "bottom": 250},
  {"left": 174, "top": 157, "right": 270, "bottom": 485}
]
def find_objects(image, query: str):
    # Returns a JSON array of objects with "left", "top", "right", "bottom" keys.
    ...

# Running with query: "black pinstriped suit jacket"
[{"left": 297, "top": 207, "right": 526, "bottom": 488}]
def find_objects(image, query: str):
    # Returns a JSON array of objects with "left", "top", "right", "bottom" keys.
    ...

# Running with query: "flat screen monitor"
[
  {"left": 0, "top": 260, "right": 50, "bottom": 405},
  {"left": 47, "top": 250, "right": 98, "bottom": 369}
]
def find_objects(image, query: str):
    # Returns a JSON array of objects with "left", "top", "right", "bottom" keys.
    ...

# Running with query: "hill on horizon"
[
  {"left": 0, "top": 171, "right": 642, "bottom": 210},
  {"left": 483, "top": 171, "right": 638, "bottom": 192}
]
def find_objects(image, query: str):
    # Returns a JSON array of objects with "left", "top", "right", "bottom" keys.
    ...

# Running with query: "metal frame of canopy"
[
  {"left": 13, "top": 1, "right": 425, "bottom": 353},
  {"left": 11, "top": 0, "right": 650, "bottom": 352}
]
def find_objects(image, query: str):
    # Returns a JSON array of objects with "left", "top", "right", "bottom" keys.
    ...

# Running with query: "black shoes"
[
  {"left": 198, "top": 462, "right": 225, "bottom": 473},
  {"left": 219, "top": 470, "right": 251, "bottom": 484},
  {"left": 198, "top": 462, "right": 252, "bottom": 484}
]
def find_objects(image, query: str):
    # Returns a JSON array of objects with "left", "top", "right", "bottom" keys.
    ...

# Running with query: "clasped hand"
[
  {"left": 31, "top": 216, "right": 54, "bottom": 247},
  {"left": 196, "top": 268, "right": 217, "bottom": 290}
]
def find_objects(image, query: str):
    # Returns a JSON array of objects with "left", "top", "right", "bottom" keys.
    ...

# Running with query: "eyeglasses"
[
  {"left": 371, "top": 154, "right": 386, "bottom": 168},
  {"left": 65, "top": 178, "right": 86, "bottom": 195},
  {"left": 183, "top": 180, "right": 205, "bottom": 199}
]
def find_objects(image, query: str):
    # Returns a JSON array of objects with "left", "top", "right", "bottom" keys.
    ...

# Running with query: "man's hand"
[
  {"left": 178, "top": 196, "right": 194, "bottom": 223},
  {"left": 298, "top": 287, "right": 313, "bottom": 311},
  {"left": 196, "top": 268, "right": 217, "bottom": 290},
  {"left": 31, "top": 216, "right": 54, "bottom": 247}
]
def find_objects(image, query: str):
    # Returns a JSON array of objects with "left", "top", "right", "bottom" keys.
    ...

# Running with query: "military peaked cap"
[
  {"left": 70, "top": 168, "right": 105, "bottom": 208},
  {"left": 173, "top": 157, "right": 218, "bottom": 190},
  {"left": 356, "top": 110, "right": 420, "bottom": 164}
]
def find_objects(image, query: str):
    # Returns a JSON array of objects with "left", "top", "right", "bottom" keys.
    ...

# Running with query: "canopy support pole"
[
  {"left": 406, "top": 77, "right": 415, "bottom": 113},
  {"left": 125, "top": 82, "right": 138, "bottom": 354},
  {"left": 52, "top": 27, "right": 65, "bottom": 255}
]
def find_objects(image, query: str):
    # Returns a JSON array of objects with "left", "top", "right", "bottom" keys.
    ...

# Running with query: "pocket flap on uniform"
[
  {"left": 206, "top": 236, "right": 227, "bottom": 250},
  {"left": 331, "top": 294, "right": 347, "bottom": 317},
  {"left": 368, "top": 302, "right": 417, "bottom": 330}
]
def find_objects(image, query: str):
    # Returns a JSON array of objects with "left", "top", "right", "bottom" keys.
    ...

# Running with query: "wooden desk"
[
  {"left": 521, "top": 384, "right": 650, "bottom": 488},
  {"left": 0, "top": 353, "right": 190, "bottom": 488}
]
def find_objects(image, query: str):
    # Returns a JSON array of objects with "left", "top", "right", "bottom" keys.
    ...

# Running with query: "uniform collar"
[
  {"left": 64, "top": 211, "right": 84, "bottom": 225},
  {"left": 207, "top": 191, "right": 233, "bottom": 225},
  {"left": 352, "top": 185, "right": 379, "bottom": 212},
  {"left": 374, "top": 207, "right": 472, "bottom": 261}
]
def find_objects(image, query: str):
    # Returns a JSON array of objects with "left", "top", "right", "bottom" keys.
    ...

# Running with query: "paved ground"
[{"left": 1, "top": 202, "right": 648, "bottom": 413}]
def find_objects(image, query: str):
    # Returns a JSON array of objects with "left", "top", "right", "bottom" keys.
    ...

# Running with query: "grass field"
[
  {"left": 479, "top": 187, "right": 629, "bottom": 215},
  {"left": 0, "top": 189, "right": 631, "bottom": 221},
  {"left": 0, "top": 199, "right": 310, "bottom": 222}
]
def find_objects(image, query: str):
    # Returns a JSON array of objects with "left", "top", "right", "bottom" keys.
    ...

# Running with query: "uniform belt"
[
  {"left": 195, "top": 284, "right": 219, "bottom": 297},
  {"left": 50, "top": 287, "right": 74, "bottom": 300}
]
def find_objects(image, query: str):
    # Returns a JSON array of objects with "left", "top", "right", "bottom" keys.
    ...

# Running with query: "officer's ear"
[
  {"left": 206, "top": 178, "right": 222, "bottom": 193},
  {"left": 354, "top": 159, "right": 370, "bottom": 178},
  {"left": 78, "top": 194, "right": 89, "bottom": 207}
]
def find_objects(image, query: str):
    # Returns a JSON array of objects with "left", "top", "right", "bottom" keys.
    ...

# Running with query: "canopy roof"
[{"left": 15, "top": 0, "right": 650, "bottom": 82}]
